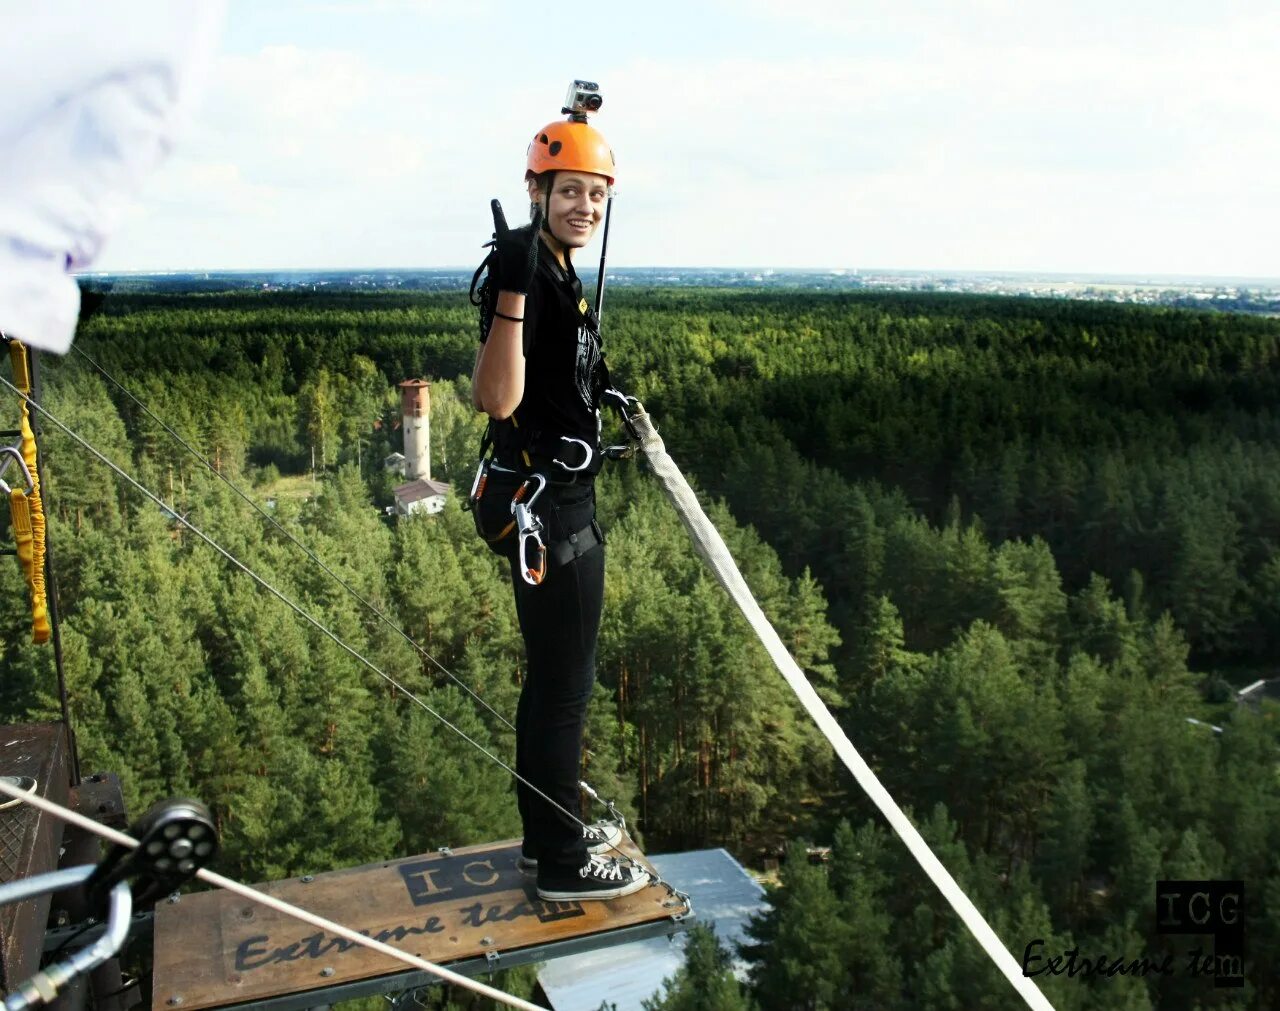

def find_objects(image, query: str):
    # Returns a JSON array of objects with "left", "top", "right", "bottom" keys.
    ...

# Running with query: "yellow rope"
[{"left": 7, "top": 340, "right": 50, "bottom": 643}]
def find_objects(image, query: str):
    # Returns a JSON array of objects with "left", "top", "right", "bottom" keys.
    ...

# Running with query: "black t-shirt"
[{"left": 481, "top": 226, "right": 606, "bottom": 463}]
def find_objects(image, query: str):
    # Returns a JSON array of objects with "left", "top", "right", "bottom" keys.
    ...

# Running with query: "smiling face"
[{"left": 527, "top": 171, "right": 609, "bottom": 261}]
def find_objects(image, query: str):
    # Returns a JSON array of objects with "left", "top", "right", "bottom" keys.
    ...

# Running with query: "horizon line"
[{"left": 81, "top": 266, "right": 1280, "bottom": 284}]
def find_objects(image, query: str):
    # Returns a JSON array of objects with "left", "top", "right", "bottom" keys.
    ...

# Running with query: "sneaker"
[
  {"left": 517, "top": 822, "right": 624, "bottom": 872},
  {"left": 536, "top": 854, "right": 651, "bottom": 902}
]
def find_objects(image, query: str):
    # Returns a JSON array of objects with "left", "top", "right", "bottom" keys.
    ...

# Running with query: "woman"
[{"left": 471, "top": 114, "right": 649, "bottom": 902}]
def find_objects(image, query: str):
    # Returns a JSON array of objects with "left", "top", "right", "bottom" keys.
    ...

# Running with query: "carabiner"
[
  {"left": 602, "top": 387, "right": 642, "bottom": 443},
  {"left": 511, "top": 475, "right": 548, "bottom": 586},
  {"left": 466, "top": 457, "right": 490, "bottom": 511},
  {"left": 0, "top": 446, "right": 34, "bottom": 496},
  {"left": 552, "top": 436, "right": 594, "bottom": 473}
]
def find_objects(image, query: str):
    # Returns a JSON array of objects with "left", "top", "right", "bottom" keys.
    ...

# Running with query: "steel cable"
[
  {"left": 0, "top": 778, "right": 541, "bottom": 1011},
  {"left": 0, "top": 374, "right": 684, "bottom": 900}
]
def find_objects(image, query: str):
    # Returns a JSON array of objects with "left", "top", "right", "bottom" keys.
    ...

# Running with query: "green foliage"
[
  {"left": 743, "top": 841, "right": 853, "bottom": 1010},
  {"left": 643, "top": 923, "right": 754, "bottom": 1011},
  {"left": 1, "top": 287, "right": 1278, "bottom": 1006}
]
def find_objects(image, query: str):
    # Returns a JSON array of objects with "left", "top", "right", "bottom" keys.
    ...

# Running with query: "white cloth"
[{"left": 0, "top": 2, "right": 224, "bottom": 352}]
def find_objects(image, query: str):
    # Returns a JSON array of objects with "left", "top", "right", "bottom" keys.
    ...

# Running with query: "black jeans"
[{"left": 478, "top": 474, "right": 603, "bottom": 877}]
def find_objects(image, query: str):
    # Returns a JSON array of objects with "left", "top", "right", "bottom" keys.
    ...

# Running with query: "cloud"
[{"left": 95, "top": 1, "right": 1280, "bottom": 273}]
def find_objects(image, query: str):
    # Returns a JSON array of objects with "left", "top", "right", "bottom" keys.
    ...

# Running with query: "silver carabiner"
[
  {"left": 0, "top": 446, "right": 34, "bottom": 496},
  {"left": 602, "top": 387, "right": 642, "bottom": 441},
  {"left": 511, "top": 475, "right": 548, "bottom": 586},
  {"left": 466, "top": 457, "right": 490, "bottom": 510}
]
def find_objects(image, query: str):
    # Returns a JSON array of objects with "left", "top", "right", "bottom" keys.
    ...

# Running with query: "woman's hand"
[{"left": 491, "top": 199, "right": 543, "bottom": 295}]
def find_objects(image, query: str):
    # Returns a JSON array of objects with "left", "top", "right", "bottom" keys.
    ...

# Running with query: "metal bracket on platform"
[{"left": 653, "top": 874, "right": 695, "bottom": 924}]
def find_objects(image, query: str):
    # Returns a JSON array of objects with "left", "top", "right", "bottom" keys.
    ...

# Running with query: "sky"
[{"left": 95, "top": 0, "right": 1280, "bottom": 278}]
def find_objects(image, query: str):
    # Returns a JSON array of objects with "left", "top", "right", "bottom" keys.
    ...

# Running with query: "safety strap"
[
  {"left": 470, "top": 236, "right": 612, "bottom": 480},
  {"left": 630, "top": 403, "right": 1054, "bottom": 1011},
  {"left": 5, "top": 339, "right": 50, "bottom": 643},
  {"left": 545, "top": 518, "right": 604, "bottom": 569},
  {"left": 488, "top": 417, "right": 604, "bottom": 478}
]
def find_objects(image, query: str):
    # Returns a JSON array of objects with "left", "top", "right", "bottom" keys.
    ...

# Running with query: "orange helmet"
[{"left": 526, "top": 119, "right": 616, "bottom": 185}]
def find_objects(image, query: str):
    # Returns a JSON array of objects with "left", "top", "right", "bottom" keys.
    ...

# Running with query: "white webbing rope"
[
  {"left": 0, "top": 778, "right": 539, "bottom": 1011},
  {"left": 632, "top": 407, "right": 1054, "bottom": 1011}
]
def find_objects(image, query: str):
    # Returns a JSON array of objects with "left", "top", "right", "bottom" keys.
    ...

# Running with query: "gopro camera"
[{"left": 563, "top": 79, "right": 603, "bottom": 121}]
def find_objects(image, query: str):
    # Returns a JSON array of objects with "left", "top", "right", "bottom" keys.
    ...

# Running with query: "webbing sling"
[
  {"left": 629, "top": 402, "right": 1055, "bottom": 1011},
  {"left": 5, "top": 340, "right": 50, "bottom": 643}
]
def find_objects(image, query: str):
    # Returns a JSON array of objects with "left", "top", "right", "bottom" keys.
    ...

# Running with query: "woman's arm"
[{"left": 473, "top": 290, "right": 527, "bottom": 419}]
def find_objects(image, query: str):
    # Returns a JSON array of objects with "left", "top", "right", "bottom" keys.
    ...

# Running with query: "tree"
[
  {"left": 1032, "top": 759, "right": 1093, "bottom": 925},
  {"left": 743, "top": 841, "right": 851, "bottom": 1010},
  {"left": 643, "top": 923, "right": 754, "bottom": 1011},
  {"left": 300, "top": 368, "right": 338, "bottom": 470},
  {"left": 829, "top": 820, "right": 902, "bottom": 1005}
]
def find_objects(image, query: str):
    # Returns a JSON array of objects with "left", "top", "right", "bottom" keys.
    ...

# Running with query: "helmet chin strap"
[
  {"left": 538, "top": 172, "right": 555, "bottom": 237},
  {"left": 536, "top": 172, "right": 574, "bottom": 268}
]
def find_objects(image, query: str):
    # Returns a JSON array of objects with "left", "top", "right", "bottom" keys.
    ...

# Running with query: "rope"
[
  {"left": 631, "top": 405, "right": 1055, "bottom": 1011},
  {"left": 0, "top": 374, "right": 677, "bottom": 894},
  {"left": 0, "top": 778, "right": 540, "bottom": 1011}
]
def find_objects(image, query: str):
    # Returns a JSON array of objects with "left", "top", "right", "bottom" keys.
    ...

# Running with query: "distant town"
[{"left": 81, "top": 267, "right": 1280, "bottom": 315}]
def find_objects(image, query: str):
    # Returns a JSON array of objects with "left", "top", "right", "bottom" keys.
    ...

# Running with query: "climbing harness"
[
  {"left": 465, "top": 243, "right": 629, "bottom": 588},
  {"left": 466, "top": 457, "right": 608, "bottom": 587}
]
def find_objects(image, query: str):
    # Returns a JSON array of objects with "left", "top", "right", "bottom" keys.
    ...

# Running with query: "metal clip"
[
  {"left": 577, "top": 780, "right": 627, "bottom": 836},
  {"left": 465, "top": 458, "right": 490, "bottom": 511},
  {"left": 0, "top": 446, "right": 33, "bottom": 496},
  {"left": 551, "top": 436, "right": 594, "bottom": 473},
  {"left": 654, "top": 878, "right": 694, "bottom": 922},
  {"left": 511, "top": 475, "right": 547, "bottom": 586},
  {"left": 601, "top": 387, "right": 642, "bottom": 443}
]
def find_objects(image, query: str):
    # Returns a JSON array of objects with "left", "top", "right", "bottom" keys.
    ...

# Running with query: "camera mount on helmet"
[{"left": 562, "top": 80, "right": 603, "bottom": 123}]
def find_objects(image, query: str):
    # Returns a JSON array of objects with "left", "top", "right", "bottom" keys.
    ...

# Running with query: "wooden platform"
[{"left": 152, "top": 837, "right": 690, "bottom": 1010}]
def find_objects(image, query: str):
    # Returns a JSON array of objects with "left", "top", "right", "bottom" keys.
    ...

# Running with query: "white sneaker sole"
[
  {"left": 519, "top": 824, "right": 625, "bottom": 872},
  {"left": 536, "top": 873, "right": 650, "bottom": 902}
]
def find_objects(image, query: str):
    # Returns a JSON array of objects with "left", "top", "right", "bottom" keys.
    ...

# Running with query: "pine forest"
[{"left": 2, "top": 287, "right": 1279, "bottom": 1010}]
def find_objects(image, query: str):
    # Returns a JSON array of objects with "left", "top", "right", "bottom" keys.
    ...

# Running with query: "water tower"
[{"left": 398, "top": 379, "right": 431, "bottom": 480}]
